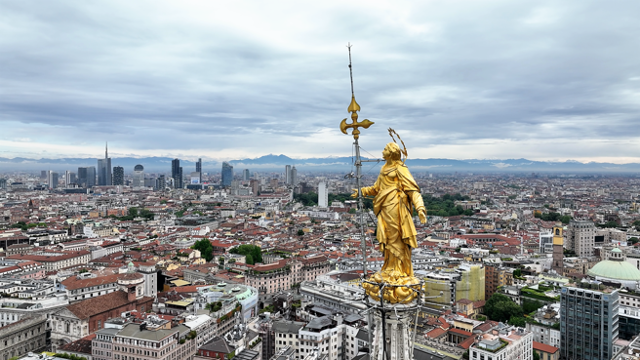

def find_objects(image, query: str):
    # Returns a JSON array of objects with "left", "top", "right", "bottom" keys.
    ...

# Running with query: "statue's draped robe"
[{"left": 362, "top": 162, "right": 425, "bottom": 277}]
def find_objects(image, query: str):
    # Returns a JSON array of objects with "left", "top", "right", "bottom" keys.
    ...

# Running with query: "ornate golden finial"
[{"left": 340, "top": 43, "right": 374, "bottom": 140}]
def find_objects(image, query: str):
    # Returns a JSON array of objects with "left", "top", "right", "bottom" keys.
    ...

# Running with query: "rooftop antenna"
[
  {"left": 340, "top": 42, "right": 379, "bottom": 357},
  {"left": 348, "top": 43, "right": 355, "bottom": 97}
]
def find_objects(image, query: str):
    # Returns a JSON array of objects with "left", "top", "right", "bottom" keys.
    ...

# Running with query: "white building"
[
  {"left": 318, "top": 182, "right": 328, "bottom": 208},
  {"left": 273, "top": 315, "right": 363, "bottom": 360},
  {"left": 470, "top": 327, "right": 533, "bottom": 360},
  {"left": 540, "top": 231, "right": 553, "bottom": 253}
]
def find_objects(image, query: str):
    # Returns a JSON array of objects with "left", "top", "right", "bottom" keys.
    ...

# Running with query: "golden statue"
[
  {"left": 339, "top": 45, "right": 424, "bottom": 303},
  {"left": 356, "top": 135, "right": 427, "bottom": 303}
]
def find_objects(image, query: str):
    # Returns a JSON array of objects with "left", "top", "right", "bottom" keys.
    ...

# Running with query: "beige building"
[
  {"left": 0, "top": 316, "right": 48, "bottom": 360},
  {"left": 92, "top": 321, "right": 197, "bottom": 360},
  {"left": 8, "top": 251, "right": 91, "bottom": 272},
  {"left": 246, "top": 256, "right": 331, "bottom": 295},
  {"left": 566, "top": 219, "right": 596, "bottom": 258}
]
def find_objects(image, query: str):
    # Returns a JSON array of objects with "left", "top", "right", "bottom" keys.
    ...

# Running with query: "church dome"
[
  {"left": 588, "top": 261, "right": 640, "bottom": 281},
  {"left": 588, "top": 248, "right": 640, "bottom": 281}
]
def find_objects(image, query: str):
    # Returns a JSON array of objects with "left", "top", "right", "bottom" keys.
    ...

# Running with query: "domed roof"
[
  {"left": 118, "top": 272, "right": 143, "bottom": 281},
  {"left": 588, "top": 260, "right": 640, "bottom": 281}
]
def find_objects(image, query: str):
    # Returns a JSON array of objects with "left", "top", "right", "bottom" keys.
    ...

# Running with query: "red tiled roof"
[
  {"left": 425, "top": 327, "right": 446, "bottom": 338},
  {"left": 61, "top": 274, "right": 120, "bottom": 291},
  {"left": 533, "top": 341, "right": 559, "bottom": 354},
  {"left": 66, "top": 291, "right": 152, "bottom": 320},
  {"left": 449, "top": 328, "right": 472, "bottom": 337},
  {"left": 58, "top": 334, "right": 96, "bottom": 355},
  {"left": 458, "top": 335, "right": 475, "bottom": 349}
]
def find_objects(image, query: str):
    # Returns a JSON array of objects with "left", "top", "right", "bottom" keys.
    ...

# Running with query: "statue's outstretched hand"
[
  {"left": 418, "top": 209, "right": 427, "bottom": 224},
  {"left": 351, "top": 189, "right": 359, "bottom": 198}
]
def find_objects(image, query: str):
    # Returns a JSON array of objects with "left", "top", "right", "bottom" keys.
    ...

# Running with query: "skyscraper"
[
  {"left": 97, "top": 143, "right": 112, "bottom": 186},
  {"left": 64, "top": 171, "right": 76, "bottom": 187},
  {"left": 221, "top": 162, "right": 233, "bottom": 187},
  {"left": 243, "top": 169, "right": 250, "bottom": 181},
  {"left": 77, "top": 167, "right": 96, "bottom": 188},
  {"left": 561, "top": 285, "right": 619, "bottom": 360},
  {"left": 113, "top": 166, "right": 124, "bottom": 186},
  {"left": 133, "top": 165, "right": 144, "bottom": 188},
  {"left": 318, "top": 181, "right": 328, "bottom": 208},
  {"left": 196, "top": 158, "right": 202, "bottom": 183},
  {"left": 40, "top": 170, "right": 47, "bottom": 179},
  {"left": 250, "top": 179, "right": 259, "bottom": 195},
  {"left": 285, "top": 165, "right": 291, "bottom": 185},
  {"left": 171, "top": 159, "right": 183, "bottom": 189},
  {"left": 155, "top": 175, "right": 166, "bottom": 190},
  {"left": 290, "top": 166, "right": 297, "bottom": 186},
  {"left": 47, "top": 171, "right": 58, "bottom": 189}
]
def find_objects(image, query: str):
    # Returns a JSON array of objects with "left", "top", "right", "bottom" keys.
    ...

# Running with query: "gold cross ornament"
[{"left": 340, "top": 95, "right": 374, "bottom": 140}]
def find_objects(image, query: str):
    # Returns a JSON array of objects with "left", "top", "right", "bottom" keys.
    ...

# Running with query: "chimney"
[{"left": 128, "top": 287, "right": 136, "bottom": 302}]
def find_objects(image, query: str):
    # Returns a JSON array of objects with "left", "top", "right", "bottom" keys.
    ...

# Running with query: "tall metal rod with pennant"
[
  {"left": 340, "top": 42, "right": 376, "bottom": 354},
  {"left": 340, "top": 43, "right": 374, "bottom": 278}
]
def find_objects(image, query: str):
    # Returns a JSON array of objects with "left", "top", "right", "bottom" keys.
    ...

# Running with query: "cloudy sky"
[{"left": 1, "top": 1, "right": 640, "bottom": 163}]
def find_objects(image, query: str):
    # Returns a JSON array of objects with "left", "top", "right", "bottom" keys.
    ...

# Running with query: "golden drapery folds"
[{"left": 360, "top": 142, "right": 426, "bottom": 304}]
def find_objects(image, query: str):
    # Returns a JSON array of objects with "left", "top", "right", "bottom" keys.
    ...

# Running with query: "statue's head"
[{"left": 383, "top": 142, "right": 402, "bottom": 161}]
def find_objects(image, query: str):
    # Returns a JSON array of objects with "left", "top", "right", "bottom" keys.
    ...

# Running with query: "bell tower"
[{"left": 552, "top": 225, "right": 564, "bottom": 274}]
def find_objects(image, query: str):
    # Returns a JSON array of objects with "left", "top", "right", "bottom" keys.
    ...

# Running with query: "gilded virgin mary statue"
[{"left": 358, "top": 137, "right": 427, "bottom": 303}]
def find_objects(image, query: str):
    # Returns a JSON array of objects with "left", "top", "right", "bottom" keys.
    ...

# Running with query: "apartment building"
[
  {"left": 469, "top": 327, "right": 533, "bottom": 360},
  {"left": 0, "top": 316, "right": 48, "bottom": 360},
  {"left": 8, "top": 251, "right": 91, "bottom": 272},
  {"left": 273, "top": 315, "right": 362, "bottom": 360},
  {"left": 566, "top": 219, "right": 596, "bottom": 258},
  {"left": 92, "top": 320, "right": 197, "bottom": 360},
  {"left": 61, "top": 274, "right": 121, "bottom": 303},
  {"left": 246, "top": 260, "right": 292, "bottom": 295},
  {"left": 560, "top": 285, "right": 619, "bottom": 360}
]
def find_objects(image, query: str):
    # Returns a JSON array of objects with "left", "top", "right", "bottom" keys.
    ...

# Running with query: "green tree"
[
  {"left": 192, "top": 238, "right": 214, "bottom": 262},
  {"left": 297, "top": 229, "right": 304, "bottom": 236},
  {"left": 483, "top": 293, "right": 524, "bottom": 322},
  {"left": 508, "top": 316, "right": 526, "bottom": 327},
  {"left": 533, "top": 351, "right": 540, "bottom": 360},
  {"left": 600, "top": 221, "right": 619, "bottom": 228},
  {"left": 513, "top": 269, "right": 522, "bottom": 277},
  {"left": 630, "top": 237, "right": 640, "bottom": 245},
  {"left": 230, "top": 245, "right": 262, "bottom": 265},
  {"left": 10, "top": 221, "right": 28, "bottom": 231},
  {"left": 522, "top": 299, "right": 544, "bottom": 314},
  {"left": 206, "top": 301, "right": 222, "bottom": 312},
  {"left": 348, "top": 208, "right": 356, "bottom": 214}
]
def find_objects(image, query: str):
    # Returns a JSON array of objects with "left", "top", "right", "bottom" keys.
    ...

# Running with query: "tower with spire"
[{"left": 97, "top": 142, "right": 112, "bottom": 186}]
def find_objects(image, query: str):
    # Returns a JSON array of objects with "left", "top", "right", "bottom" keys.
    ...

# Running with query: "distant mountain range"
[{"left": 1, "top": 154, "right": 640, "bottom": 174}]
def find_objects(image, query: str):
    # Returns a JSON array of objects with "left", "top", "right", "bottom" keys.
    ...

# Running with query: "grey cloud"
[{"left": 1, "top": 1, "right": 640, "bottom": 161}]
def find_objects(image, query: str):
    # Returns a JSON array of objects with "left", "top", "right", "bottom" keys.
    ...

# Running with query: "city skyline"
[{"left": 1, "top": 2, "right": 640, "bottom": 164}]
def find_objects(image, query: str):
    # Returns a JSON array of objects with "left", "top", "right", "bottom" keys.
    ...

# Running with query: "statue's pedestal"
[{"left": 370, "top": 301, "right": 418, "bottom": 360}]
